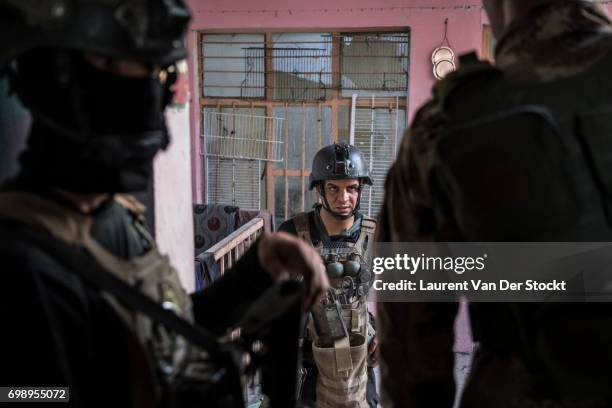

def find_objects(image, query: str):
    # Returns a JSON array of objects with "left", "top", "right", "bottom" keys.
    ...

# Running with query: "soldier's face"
[{"left": 321, "top": 179, "right": 360, "bottom": 216}]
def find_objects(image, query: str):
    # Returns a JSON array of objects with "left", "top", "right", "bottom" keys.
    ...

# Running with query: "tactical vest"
[
  {"left": 0, "top": 192, "right": 194, "bottom": 400},
  {"left": 293, "top": 210, "right": 376, "bottom": 299},
  {"left": 294, "top": 211, "right": 376, "bottom": 408},
  {"left": 432, "top": 45, "right": 612, "bottom": 397}
]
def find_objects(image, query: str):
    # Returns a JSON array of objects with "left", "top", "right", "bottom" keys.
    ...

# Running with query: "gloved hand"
[{"left": 258, "top": 231, "right": 329, "bottom": 312}]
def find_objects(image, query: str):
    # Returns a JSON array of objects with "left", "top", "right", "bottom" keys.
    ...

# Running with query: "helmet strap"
[{"left": 354, "top": 183, "right": 363, "bottom": 213}]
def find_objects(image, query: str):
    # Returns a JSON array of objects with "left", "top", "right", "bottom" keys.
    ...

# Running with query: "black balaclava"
[{"left": 12, "top": 48, "right": 176, "bottom": 193}]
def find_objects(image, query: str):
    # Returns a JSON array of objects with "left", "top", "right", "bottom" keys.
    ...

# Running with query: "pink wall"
[
  {"left": 154, "top": 107, "right": 196, "bottom": 292},
  {"left": 186, "top": 0, "right": 484, "bottom": 352},
  {"left": 187, "top": 0, "right": 484, "bottom": 202}
]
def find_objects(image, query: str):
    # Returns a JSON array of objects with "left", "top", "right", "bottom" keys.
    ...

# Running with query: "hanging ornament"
[{"left": 432, "top": 18, "right": 456, "bottom": 80}]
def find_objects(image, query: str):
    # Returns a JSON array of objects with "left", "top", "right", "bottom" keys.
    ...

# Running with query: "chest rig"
[
  {"left": 294, "top": 211, "right": 376, "bottom": 408},
  {"left": 0, "top": 192, "right": 196, "bottom": 400}
]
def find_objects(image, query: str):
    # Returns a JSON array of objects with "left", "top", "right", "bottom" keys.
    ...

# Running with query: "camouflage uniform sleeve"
[{"left": 377, "top": 98, "right": 458, "bottom": 408}]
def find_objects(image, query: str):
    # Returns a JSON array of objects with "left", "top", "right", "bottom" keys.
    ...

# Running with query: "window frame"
[{"left": 198, "top": 30, "right": 409, "bottom": 218}]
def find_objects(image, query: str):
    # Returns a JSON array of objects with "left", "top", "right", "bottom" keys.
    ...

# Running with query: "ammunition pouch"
[
  {"left": 308, "top": 300, "right": 369, "bottom": 408},
  {"left": 312, "top": 334, "right": 368, "bottom": 408}
]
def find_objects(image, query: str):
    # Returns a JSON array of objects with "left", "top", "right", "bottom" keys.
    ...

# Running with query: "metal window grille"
[
  {"left": 241, "top": 47, "right": 265, "bottom": 98},
  {"left": 201, "top": 32, "right": 409, "bottom": 100},
  {"left": 203, "top": 111, "right": 284, "bottom": 162},
  {"left": 242, "top": 46, "right": 334, "bottom": 100},
  {"left": 202, "top": 34, "right": 265, "bottom": 98},
  {"left": 341, "top": 33, "right": 410, "bottom": 93},
  {"left": 206, "top": 157, "right": 262, "bottom": 209},
  {"left": 202, "top": 110, "right": 285, "bottom": 209},
  {"left": 350, "top": 96, "right": 402, "bottom": 218}
]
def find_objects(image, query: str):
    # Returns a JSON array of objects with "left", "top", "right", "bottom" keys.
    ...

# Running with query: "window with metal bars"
[
  {"left": 201, "top": 32, "right": 408, "bottom": 100},
  {"left": 199, "top": 31, "right": 409, "bottom": 222},
  {"left": 341, "top": 33, "right": 409, "bottom": 97},
  {"left": 351, "top": 97, "right": 405, "bottom": 217}
]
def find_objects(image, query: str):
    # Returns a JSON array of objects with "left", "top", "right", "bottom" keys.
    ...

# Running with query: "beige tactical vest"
[
  {"left": 0, "top": 191, "right": 193, "bottom": 397},
  {"left": 294, "top": 211, "right": 376, "bottom": 408}
]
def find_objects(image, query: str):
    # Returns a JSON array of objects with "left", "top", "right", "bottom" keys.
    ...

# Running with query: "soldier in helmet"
[
  {"left": 279, "top": 143, "right": 379, "bottom": 408},
  {"left": 0, "top": 0, "right": 327, "bottom": 406},
  {"left": 378, "top": 0, "right": 612, "bottom": 407}
]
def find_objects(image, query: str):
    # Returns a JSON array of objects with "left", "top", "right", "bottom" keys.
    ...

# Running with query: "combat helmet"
[
  {"left": 309, "top": 143, "right": 372, "bottom": 190},
  {"left": 0, "top": 0, "right": 191, "bottom": 193},
  {"left": 310, "top": 143, "right": 372, "bottom": 220},
  {"left": 0, "top": 0, "right": 190, "bottom": 69}
]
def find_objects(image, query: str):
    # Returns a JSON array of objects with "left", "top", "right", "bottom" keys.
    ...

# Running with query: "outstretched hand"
[{"left": 257, "top": 232, "right": 329, "bottom": 312}]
